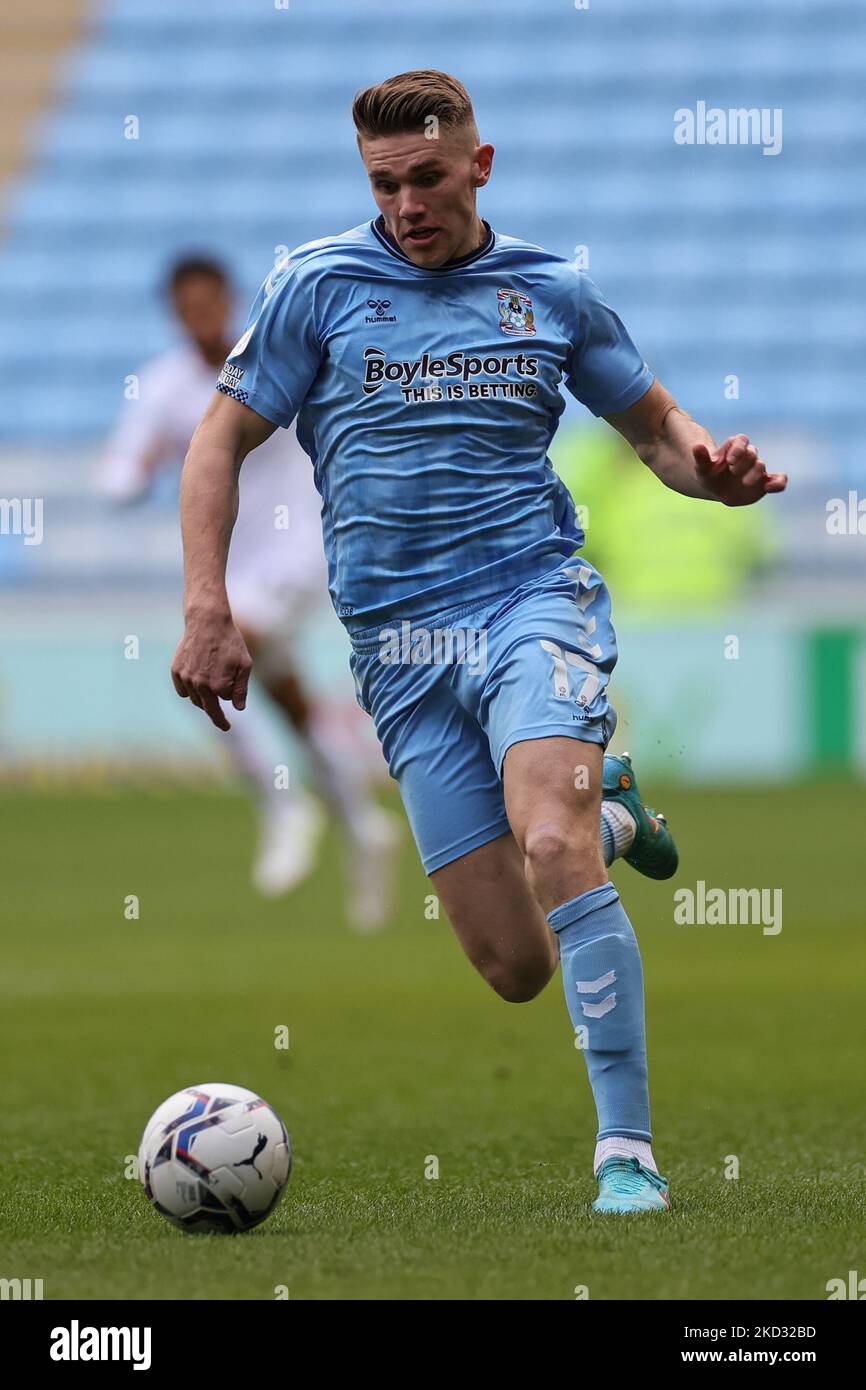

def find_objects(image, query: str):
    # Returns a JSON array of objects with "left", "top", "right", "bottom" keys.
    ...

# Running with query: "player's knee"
[
  {"left": 523, "top": 819, "right": 601, "bottom": 907},
  {"left": 523, "top": 822, "right": 586, "bottom": 881}
]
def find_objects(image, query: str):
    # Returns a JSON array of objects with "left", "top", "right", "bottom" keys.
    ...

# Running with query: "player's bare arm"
[
  {"left": 606, "top": 378, "right": 788, "bottom": 506},
  {"left": 171, "top": 391, "right": 276, "bottom": 730}
]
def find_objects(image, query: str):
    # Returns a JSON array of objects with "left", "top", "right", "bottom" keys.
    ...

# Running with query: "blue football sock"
[{"left": 548, "top": 881, "right": 651, "bottom": 1141}]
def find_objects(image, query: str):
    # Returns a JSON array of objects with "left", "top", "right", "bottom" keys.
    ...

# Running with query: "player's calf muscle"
[
  {"left": 481, "top": 952, "right": 556, "bottom": 1004},
  {"left": 431, "top": 839, "right": 558, "bottom": 1002},
  {"left": 454, "top": 918, "right": 557, "bottom": 1002}
]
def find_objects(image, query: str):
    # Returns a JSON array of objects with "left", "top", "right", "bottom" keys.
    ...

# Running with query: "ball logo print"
[
  {"left": 138, "top": 1082, "right": 291, "bottom": 1233},
  {"left": 234, "top": 1132, "right": 268, "bottom": 1178}
]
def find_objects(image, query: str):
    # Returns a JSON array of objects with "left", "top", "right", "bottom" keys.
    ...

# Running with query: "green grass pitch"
[{"left": 1, "top": 780, "right": 863, "bottom": 1300}]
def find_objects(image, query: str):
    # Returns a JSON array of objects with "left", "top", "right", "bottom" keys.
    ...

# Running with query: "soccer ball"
[{"left": 138, "top": 1082, "right": 291, "bottom": 1234}]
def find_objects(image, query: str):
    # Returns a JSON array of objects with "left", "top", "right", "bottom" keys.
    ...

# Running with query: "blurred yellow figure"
[{"left": 550, "top": 426, "right": 777, "bottom": 619}]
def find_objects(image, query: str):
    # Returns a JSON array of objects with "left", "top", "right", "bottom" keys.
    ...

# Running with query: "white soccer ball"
[{"left": 139, "top": 1082, "right": 291, "bottom": 1234}]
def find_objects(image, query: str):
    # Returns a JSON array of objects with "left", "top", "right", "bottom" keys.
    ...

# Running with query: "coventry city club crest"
[{"left": 498, "top": 288, "right": 536, "bottom": 336}]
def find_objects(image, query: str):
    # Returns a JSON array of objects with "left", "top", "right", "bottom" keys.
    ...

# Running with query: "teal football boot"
[
  {"left": 602, "top": 752, "right": 679, "bottom": 881},
  {"left": 592, "top": 1156, "right": 671, "bottom": 1213}
]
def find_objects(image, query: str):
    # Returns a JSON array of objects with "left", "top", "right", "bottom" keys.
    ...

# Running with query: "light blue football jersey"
[{"left": 217, "top": 218, "right": 653, "bottom": 629}]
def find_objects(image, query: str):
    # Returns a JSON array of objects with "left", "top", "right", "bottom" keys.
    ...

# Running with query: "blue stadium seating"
[{"left": 0, "top": 0, "right": 863, "bottom": 483}]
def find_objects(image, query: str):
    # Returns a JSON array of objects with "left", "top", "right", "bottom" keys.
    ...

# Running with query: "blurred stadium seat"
[
  {"left": 0, "top": 0, "right": 863, "bottom": 775},
  {"left": 1, "top": 0, "right": 864, "bottom": 445}
]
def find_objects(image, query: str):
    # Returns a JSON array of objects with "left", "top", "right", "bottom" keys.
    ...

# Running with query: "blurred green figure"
[{"left": 550, "top": 426, "right": 777, "bottom": 619}]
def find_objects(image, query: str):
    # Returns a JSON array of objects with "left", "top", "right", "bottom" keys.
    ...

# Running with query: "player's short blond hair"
[{"left": 352, "top": 70, "right": 479, "bottom": 144}]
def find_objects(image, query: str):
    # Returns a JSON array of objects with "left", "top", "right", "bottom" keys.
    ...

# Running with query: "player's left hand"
[{"left": 693, "top": 435, "right": 788, "bottom": 506}]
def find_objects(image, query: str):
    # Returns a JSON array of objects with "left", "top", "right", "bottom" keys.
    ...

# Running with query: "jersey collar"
[{"left": 371, "top": 216, "right": 495, "bottom": 271}]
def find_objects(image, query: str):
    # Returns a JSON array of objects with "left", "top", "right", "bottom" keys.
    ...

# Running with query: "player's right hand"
[{"left": 171, "top": 611, "right": 252, "bottom": 731}]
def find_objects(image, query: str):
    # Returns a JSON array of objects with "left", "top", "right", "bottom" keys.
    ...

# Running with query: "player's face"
[
  {"left": 360, "top": 127, "right": 493, "bottom": 268},
  {"left": 172, "top": 274, "right": 232, "bottom": 354}
]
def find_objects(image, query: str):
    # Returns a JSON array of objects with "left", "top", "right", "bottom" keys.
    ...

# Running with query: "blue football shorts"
[{"left": 348, "top": 555, "right": 618, "bottom": 875}]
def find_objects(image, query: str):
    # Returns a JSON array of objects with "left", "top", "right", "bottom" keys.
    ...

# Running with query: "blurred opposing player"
[
  {"left": 170, "top": 74, "right": 787, "bottom": 1212},
  {"left": 99, "top": 256, "right": 397, "bottom": 928}
]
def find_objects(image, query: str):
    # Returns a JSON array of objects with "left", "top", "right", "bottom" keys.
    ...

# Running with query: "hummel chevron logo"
[
  {"left": 581, "top": 994, "right": 617, "bottom": 1019},
  {"left": 576, "top": 970, "right": 617, "bottom": 994}
]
